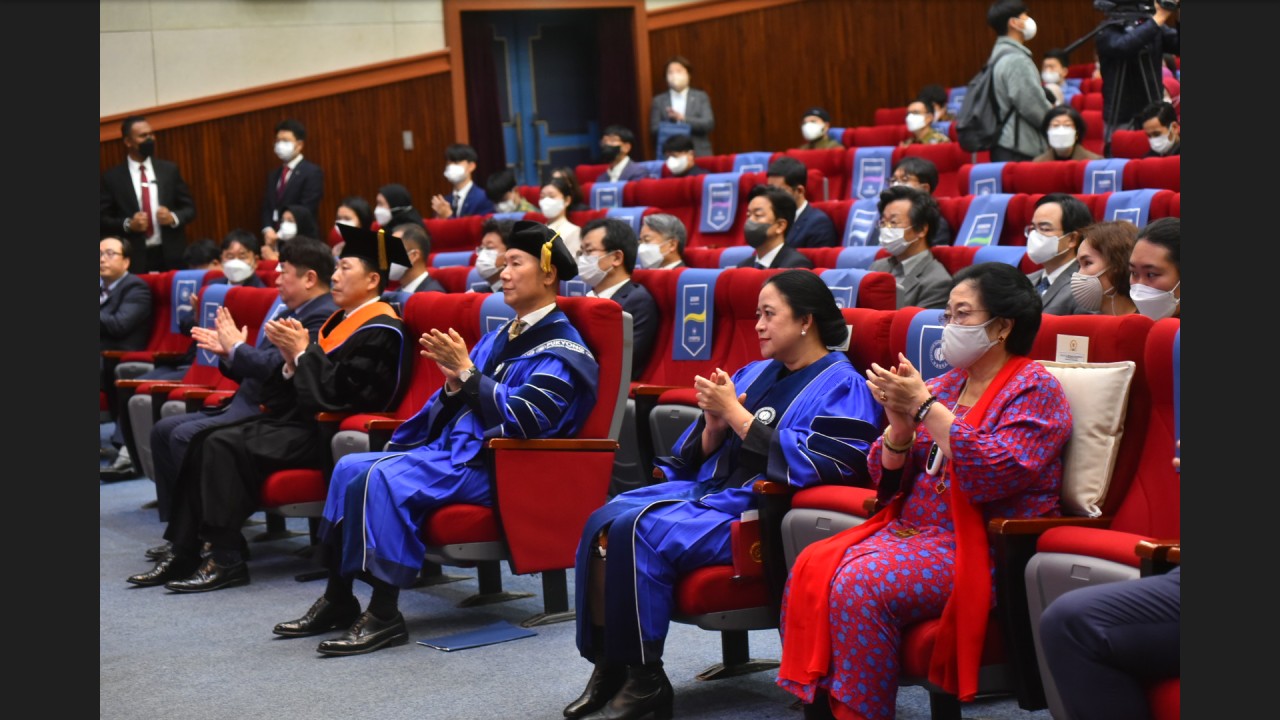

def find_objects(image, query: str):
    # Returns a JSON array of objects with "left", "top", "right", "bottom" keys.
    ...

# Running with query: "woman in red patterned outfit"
[{"left": 777, "top": 261, "right": 1073, "bottom": 720}]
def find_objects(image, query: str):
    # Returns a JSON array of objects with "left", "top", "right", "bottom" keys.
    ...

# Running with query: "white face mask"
[
  {"left": 878, "top": 226, "right": 915, "bottom": 257},
  {"left": 336, "top": 218, "right": 358, "bottom": 228},
  {"left": 636, "top": 242, "right": 665, "bottom": 269},
  {"left": 273, "top": 140, "right": 296, "bottom": 162},
  {"left": 942, "top": 317, "right": 998, "bottom": 369},
  {"left": 444, "top": 163, "right": 468, "bottom": 185},
  {"left": 1026, "top": 229, "right": 1067, "bottom": 265},
  {"left": 539, "top": 197, "right": 566, "bottom": 220},
  {"left": 1070, "top": 269, "right": 1108, "bottom": 311},
  {"left": 1129, "top": 281, "right": 1180, "bottom": 320},
  {"left": 1041, "top": 69, "right": 1061, "bottom": 85},
  {"left": 1020, "top": 15, "right": 1038, "bottom": 41},
  {"left": 1047, "top": 126, "right": 1077, "bottom": 151},
  {"left": 1148, "top": 133, "right": 1173, "bottom": 154},
  {"left": 801, "top": 121, "right": 827, "bottom": 142},
  {"left": 667, "top": 72, "right": 688, "bottom": 91},
  {"left": 474, "top": 248, "right": 500, "bottom": 278},
  {"left": 575, "top": 254, "right": 608, "bottom": 287},
  {"left": 666, "top": 155, "right": 690, "bottom": 175},
  {"left": 277, "top": 221, "right": 297, "bottom": 241},
  {"left": 495, "top": 199, "right": 518, "bottom": 213},
  {"left": 374, "top": 206, "right": 393, "bottom": 227},
  {"left": 905, "top": 113, "right": 928, "bottom": 132},
  {"left": 388, "top": 262, "right": 408, "bottom": 282},
  {"left": 221, "top": 258, "right": 254, "bottom": 285}
]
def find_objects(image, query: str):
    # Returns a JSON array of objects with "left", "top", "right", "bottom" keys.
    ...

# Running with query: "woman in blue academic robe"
[{"left": 564, "top": 270, "right": 883, "bottom": 720}]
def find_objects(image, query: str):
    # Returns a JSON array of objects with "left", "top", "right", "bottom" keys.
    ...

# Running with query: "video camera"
[{"left": 1094, "top": 0, "right": 1179, "bottom": 22}]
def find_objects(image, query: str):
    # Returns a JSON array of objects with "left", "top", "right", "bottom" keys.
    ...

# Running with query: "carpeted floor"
[{"left": 100, "top": 424, "right": 1053, "bottom": 720}]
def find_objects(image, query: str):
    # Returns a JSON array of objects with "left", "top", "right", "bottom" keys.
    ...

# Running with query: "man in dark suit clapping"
[{"left": 100, "top": 115, "right": 197, "bottom": 273}]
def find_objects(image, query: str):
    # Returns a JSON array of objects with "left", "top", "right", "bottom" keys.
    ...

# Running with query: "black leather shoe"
[
  {"left": 564, "top": 661, "right": 626, "bottom": 718},
  {"left": 127, "top": 554, "right": 199, "bottom": 587},
  {"left": 144, "top": 542, "right": 173, "bottom": 561},
  {"left": 316, "top": 611, "right": 408, "bottom": 656},
  {"left": 580, "top": 663, "right": 673, "bottom": 720},
  {"left": 802, "top": 689, "right": 837, "bottom": 720},
  {"left": 273, "top": 596, "right": 362, "bottom": 638},
  {"left": 164, "top": 557, "right": 250, "bottom": 593}
]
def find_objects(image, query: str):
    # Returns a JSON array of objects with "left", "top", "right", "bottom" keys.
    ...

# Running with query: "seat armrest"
[
  {"left": 752, "top": 479, "right": 796, "bottom": 619},
  {"left": 487, "top": 438, "right": 619, "bottom": 451},
  {"left": 150, "top": 351, "right": 188, "bottom": 363},
  {"left": 101, "top": 350, "right": 131, "bottom": 361},
  {"left": 366, "top": 418, "right": 405, "bottom": 453},
  {"left": 1136, "top": 538, "right": 1180, "bottom": 576}
]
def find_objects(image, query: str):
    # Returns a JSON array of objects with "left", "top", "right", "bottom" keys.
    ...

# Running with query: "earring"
[
  {"left": 997, "top": 335, "right": 1006, "bottom": 343},
  {"left": 801, "top": 329, "right": 807, "bottom": 336}
]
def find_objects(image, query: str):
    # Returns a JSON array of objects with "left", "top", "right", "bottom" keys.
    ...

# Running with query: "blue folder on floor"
[{"left": 417, "top": 620, "right": 536, "bottom": 651}]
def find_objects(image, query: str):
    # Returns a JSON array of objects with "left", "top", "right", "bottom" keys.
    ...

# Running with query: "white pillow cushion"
[{"left": 1037, "top": 360, "right": 1137, "bottom": 517}]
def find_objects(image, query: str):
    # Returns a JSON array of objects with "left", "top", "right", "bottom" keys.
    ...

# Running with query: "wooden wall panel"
[
  {"left": 648, "top": 0, "right": 1102, "bottom": 156},
  {"left": 99, "top": 74, "right": 456, "bottom": 245}
]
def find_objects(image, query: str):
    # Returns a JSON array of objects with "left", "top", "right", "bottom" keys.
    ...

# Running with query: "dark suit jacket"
[
  {"left": 100, "top": 273, "right": 153, "bottom": 353},
  {"left": 261, "top": 158, "right": 324, "bottom": 231},
  {"left": 450, "top": 186, "right": 495, "bottom": 217},
  {"left": 596, "top": 158, "right": 652, "bottom": 183},
  {"left": 788, "top": 204, "right": 840, "bottom": 248},
  {"left": 736, "top": 243, "right": 815, "bottom": 270},
  {"left": 650, "top": 88, "right": 716, "bottom": 156},
  {"left": 221, "top": 293, "right": 339, "bottom": 412},
  {"left": 100, "top": 159, "right": 197, "bottom": 273},
  {"left": 1028, "top": 259, "right": 1082, "bottom": 316},
  {"left": 610, "top": 280, "right": 659, "bottom": 381},
  {"left": 411, "top": 275, "right": 447, "bottom": 294}
]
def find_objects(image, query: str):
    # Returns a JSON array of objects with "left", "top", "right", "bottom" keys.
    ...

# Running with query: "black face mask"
[
  {"left": 743, "top": 221, "right": 771, "bottom": 249},
  {"left": 138, "top": 138, "right": 156, "bottom": 159},
  {"left": 600, "top": 144, "right": 621, "bottom": 163}
]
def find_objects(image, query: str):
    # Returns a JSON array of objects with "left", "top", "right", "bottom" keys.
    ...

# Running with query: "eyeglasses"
[
  {"left": 939, "top": 309, "right": 990, "bottom": 326},
  {"left": 878, "top": 221, "right": 911, "bottom": 229},
  {"left": 1024, "top": 224, "right": 1061, "bottom": 237},
  {"left": 100, "top": 250, "right": 122, "bottom": 259}
]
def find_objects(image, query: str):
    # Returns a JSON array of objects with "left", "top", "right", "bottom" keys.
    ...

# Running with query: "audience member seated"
[
  {"left": 886, "top": 156, "right": 954, "bottom": 246},
  {"left": 735, "top": 185, "right": 814, "bottom": 269},
  {"left": 1025, "top": 192, "right": 1092, "bottom": 315},
  {"left": 577, "top": 217, "right": 659, "bottom": 381},
  {"left": 1137, "top": 101, "right": 1180, "bottom": 158},
  {"left": 540, "top": 175, "right": 583, "bottom": 255},
  {"left": 798, "top": 106, "right": 842, "bottom": 150},
  {"left": 276, "top": 204, "right": 321, "bottom": 250},
  {"left": 1040, "top": 47, "right": 1071, "bottom": 106},
  {"left": 374, "top": 183, "right": 424, "bottom": 231},
  {"left": 99, "top": 236, "right": 153, "bottom": 479},
  {"left": 469, "top": 218, "right": 515, "bottom": 293},
  {"left": 637, "top": 213, "right": 688, "bottom": 269},
  {"left": 142, "top": 239, "right": 338, "bottom": 556},
  {"left": 660, "top": 134, "right": 708, "bottom": 178},
  {"left": 551, "top": 166, "right": 591, "bottom": 213},
  {"left": 1033, "top": 106, "right": 1102, "bottom": 162},
  {"left": 869, "top": 185, "right": 951, "bottom": 309},
  {"left": 918, "top": 83, "right": 955, "bottom": 123},
  {"left": 390, "top": 223, "right": 445, "bottom": 294},
  {"left": 767, "top": 156, "right": 838, "bottom": 248},
  {"left": 565, "top": 270, "right": 880, "bottom": 720},
  {"left": 182, "top": 238, "right": 221, "bottom": 273},
  {"left": 486, "top": 167, "right": 538, "bottom": 214},
  {"left": 431, "top": 143, "right": 495, "bottom": 219},
  {"left": 596, "top": 125, "right": 649, "bottom": 183},
  {"left": 328, "top": 195, "right": 374, "bottom": 253},
  {"left": 272, "top": 222, "right": 594, "bottom": 656},
  {"left": 213, "top": 229, "right": 268, "bottom": 289},
  {"left": 778, "top": 261, "right": 1071, "bottom": 720},
  {"left": 1127, "top": 216, "right": 1180, "bottom": 320},
  {"left": 899, "top": 98, "right": 951, "bottom": 147},
  {"left": 1070, "top": 220, "right": 1138, "bottom": 316},
  {"left": 126, "top": 229, "right": 413, "bottom": 594}
]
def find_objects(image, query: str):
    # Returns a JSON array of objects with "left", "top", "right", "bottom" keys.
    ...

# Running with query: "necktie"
[
  {"left": 508, "top": 319, "right": 526, "bottom": 341},
  {"left": 276, "top": 165, "right": 290, "bottom": 202},
  {"left": 138, "top": 164, "right": 154, "bottom": 234},
  {"left": 452, "top": 192, "right": 461, "bottom": 214},
  {"left": 1036, "top": 275, "right": 1051, "bottom": 295},
  {"left": 100, "top": 282, "right": 110, "bottom": 306}
]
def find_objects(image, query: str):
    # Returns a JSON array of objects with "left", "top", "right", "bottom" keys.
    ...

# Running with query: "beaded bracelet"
[{"left": 914, "top": 395, "right": 940, "bottom": 424}]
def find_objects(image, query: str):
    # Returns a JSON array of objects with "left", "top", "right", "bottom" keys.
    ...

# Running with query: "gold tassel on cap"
[
  {"left": 376, "top": 228, "right": 388, "bottom": 270},
  {"left": 540, "top": 231, "right": 560, "bottom": 274}
]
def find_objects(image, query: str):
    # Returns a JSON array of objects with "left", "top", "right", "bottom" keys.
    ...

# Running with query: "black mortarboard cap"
[
  {"left": 337, "top": 223, "right": 412, "bottom": 273},
  {"left": 802, "top": 106, "right": 831, "bottom": 123},
  {"left": 506, "top": 220, "right": 577, "bottom": 281}
]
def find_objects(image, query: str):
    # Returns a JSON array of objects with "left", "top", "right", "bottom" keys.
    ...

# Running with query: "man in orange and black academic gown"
[{"left": 127, "top": 223, "right": 414, "bottom": 593}]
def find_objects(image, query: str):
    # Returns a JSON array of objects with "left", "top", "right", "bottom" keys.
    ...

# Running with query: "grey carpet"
[{"left": 100, "top": 425, "right": 1052, "bottom": 720}]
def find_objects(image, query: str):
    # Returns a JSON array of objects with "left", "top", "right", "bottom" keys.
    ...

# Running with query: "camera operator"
[{"left": 1095, "top": 0, "right": 1180, "bottom": 147}]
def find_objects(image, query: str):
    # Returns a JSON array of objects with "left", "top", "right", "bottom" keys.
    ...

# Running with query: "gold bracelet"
[{"left": 882, "top": 426, "right": 915, "bottom": 454}]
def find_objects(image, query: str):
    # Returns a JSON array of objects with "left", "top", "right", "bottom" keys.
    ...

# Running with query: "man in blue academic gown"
[{"left": 272, "top": 220, "right": 599, "bottom": 656}]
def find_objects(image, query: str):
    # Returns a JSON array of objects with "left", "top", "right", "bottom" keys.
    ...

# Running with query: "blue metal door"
[{"left": 490, "top": 11, "right": 601, "bottom": 187}]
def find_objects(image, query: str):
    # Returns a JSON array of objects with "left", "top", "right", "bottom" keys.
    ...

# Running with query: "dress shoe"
[
  {"left": 144, "top": 542, "right": 173, "bottom": 561},
  {"left": 581, "top": 662, "right": 673, "bottom": 720},
  {"left": 100, "top": 452, "right": 139, "bottom": 482},
  {"left": 316, "top": 611, "right": 408, "bottom": 656},
  {"left": 802, "top": 690, "right": 837, "bottom": 720},
  {"left": 127, "top": 554, "right": 199, "bottom": 587},
  {"left": 164, "top": 557, "right": 250, "bottom": 593},
  {"left": 273, "top": 596, "right": 362, "bottom": 638},
  {"left": 564, "top": 661, "right": 626, "bottom": 718}
]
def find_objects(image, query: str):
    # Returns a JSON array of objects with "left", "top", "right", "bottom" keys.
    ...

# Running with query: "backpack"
[{"left": 955, "top": 47, "right": 1018, "bottom": 153}]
